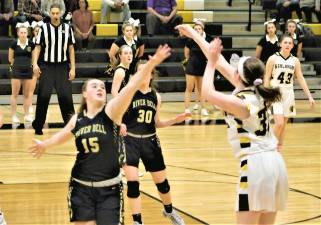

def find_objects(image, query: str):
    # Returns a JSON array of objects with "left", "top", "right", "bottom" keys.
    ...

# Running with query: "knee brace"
[
  {"left": 127, "top": 181, "right": 140, "bottom": 198},
  {"left": 156, "top": 179, "right": 170, "bottom": 194}
]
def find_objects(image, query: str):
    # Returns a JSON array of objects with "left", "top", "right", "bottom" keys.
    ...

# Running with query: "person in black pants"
[{"left": 32, "top": 2, "right": 76, "bottom": 135}]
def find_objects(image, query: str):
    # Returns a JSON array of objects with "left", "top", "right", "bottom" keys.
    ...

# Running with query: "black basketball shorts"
[
  {"left": 68, "top": 180, "right": 124, "bottom": 225},
  {"left": 124, "top": 135, "right": 166, "bottom": 172}
]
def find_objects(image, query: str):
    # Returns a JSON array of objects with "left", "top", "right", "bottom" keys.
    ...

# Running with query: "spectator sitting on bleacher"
[
  {"left": 146, "top": 0, "right": 183, "bottom": 36},
  {"left": 300, "top": 0, "right": 321, "bottom": 23},
  {"left": 16, "top": 0, "right": 42, "bottom": 23},
  {"left": 100, "top": 0, "right": 131, "bottom": 24},
  {"left": 256, "top": 19, "right": 280, "bottom": 64},
  {"left": 64, "top": 0, "right": 78, "bottom": 17},
  {"left": 276, "top": 0, "right": 303, "bottom": 24},
  {"left": 0, "top": 0, "right": 14, "bottom": 36},
  {"left": 109, "top": 21, "right": 144, "bottom": 75},
  {"left": 41, "top": 0, "right": 66, "bottom": 22},
  {"left": 286, "top": 19, "right": 302, "bottom": 58},
  {"left": 73, "top": 0, "right": 94, "bottom": 51}
]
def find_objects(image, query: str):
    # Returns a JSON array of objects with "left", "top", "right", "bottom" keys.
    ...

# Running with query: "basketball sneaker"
[
  {"left": 24, "top": 114, "right": 33, "bottom": 129},
  {"left": 201, "top": 108, "right": 209, "bottom": 117},
  {"left": 0, "top": 211, "right": 7, "bottom": 225},
  {"left": 12, "top": 115, "right": 20, "bottom": 129},
  {"left": 132, "top": 222, "right": 143, "bottom": 225},
  {"left": 162, "top": 209, "right": 185, "bottom": 225}
]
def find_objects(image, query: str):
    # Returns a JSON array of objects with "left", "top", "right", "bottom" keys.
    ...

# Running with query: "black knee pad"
[
  {"left": 127, "top": 181, "right": 140, "bottom": 198},
  {"left": 156, "top": 179, "right": 170, "bottom": 194}
]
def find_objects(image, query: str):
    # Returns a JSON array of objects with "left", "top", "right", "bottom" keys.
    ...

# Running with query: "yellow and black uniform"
[
  {"left": 224, "top": 88, "right": 288, "bottom": 212},
  {"left": 123, "top": 89, "right": 165, "bottom": 172},
  {"left": 9, "top": 39, "right": 35, "bottom": 79},
  {"left": 68, "top": 108, "right": 124, "bottom": 225}
]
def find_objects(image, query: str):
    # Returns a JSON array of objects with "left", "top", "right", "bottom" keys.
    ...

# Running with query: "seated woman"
[{"left": 72, "top": 0, "right": 94, "bottom": 50}]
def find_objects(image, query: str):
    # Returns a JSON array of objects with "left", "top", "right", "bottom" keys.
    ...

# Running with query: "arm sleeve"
[
  {"left": 9, "top": 40, "right": 17, "bottom": 50},
  {"left": 68, "top": 25, "right": 76, "bottom": 45},
  {"left": 35, "top": 25, "right": 44, "bottom": 45},
  {"left": 257, "top": 36, "right": 265, "bottom": 46},
  {"left": 113, "top": 36, "right": 123, "bottom": 47}
]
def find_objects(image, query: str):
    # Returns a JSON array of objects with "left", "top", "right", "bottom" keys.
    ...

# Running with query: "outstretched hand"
[
  {"left": 28, "top": 139, "right": 46, "bottom": 159},
  {"left": 208, "top": 38, "right": 223, "bottom": 65},
  {"left": 175, "top": 24, "right": 197, "bottom": 38},
  {"left": 174, "top": 112, "right": 192, "bottom": 124},
  {"left": 148, "top": 44, "right": 171, "bottom": 66}
]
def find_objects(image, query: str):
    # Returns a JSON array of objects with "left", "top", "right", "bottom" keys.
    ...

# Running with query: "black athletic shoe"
[{"left": 32, "top": 121, "right": 43, "bottom": 135}]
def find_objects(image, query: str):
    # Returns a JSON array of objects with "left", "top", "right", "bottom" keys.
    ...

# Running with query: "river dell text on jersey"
[
  {"left": 132, "top": 99, "right": 157, "bottom": 110},
  {"left": 75, "top": 124, "right": 107, "bottom": 137}
]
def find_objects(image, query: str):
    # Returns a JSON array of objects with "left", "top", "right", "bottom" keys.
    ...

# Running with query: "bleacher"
[{"left": 0, "top": 0, "right": 320, "bottom": 98}]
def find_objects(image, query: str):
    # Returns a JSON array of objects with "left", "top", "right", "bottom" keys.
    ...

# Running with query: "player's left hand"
[
  {"left": 28, "top": 139, "right": 46, "bottom": 159},
  {"left": 119, "top": 123, "right": 127, "bottom": 136},
  {"left": 175, "top": 112, "right": 191, "bottom": 124}
]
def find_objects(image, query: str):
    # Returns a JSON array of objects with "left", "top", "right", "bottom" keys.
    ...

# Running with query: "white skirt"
[
  {"left": 272, "top": 88, "right": 296, "bottom": 117},
  {"left": 235, "top": 150, "right": 288, "bottom": 212}
]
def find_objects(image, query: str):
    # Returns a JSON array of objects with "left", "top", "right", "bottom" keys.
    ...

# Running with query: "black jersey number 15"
[{"left": 81, "top": 137, "right": 99, "bottom": 153}]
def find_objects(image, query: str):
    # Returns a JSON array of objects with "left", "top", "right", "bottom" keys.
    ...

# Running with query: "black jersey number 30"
[
  {"left": 255, "top": 108, "right": 269, "bottom": 136},
  {"left": 81, "top": 137, "right": 99, "bottom": 153},
  {"left": 277, "top": 72, "right": 293, "bottom": 84},
  {"left": 137, "top": 110, "right": 153, "bottom": 123}
]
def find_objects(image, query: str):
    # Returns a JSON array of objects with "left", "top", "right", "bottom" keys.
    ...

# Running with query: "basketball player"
[
  {"left": 111, "top": 45, "right": 133, "bottom": 97},
  {"left": 27, "top": 45, "right": 172, "bottom": 225},
  {"left": 122, "top": 61, "right": 189, "bottom": 225},
  {"left": 176, "top": 24, "right": 288, "bottom": 225},
  {"left": 264, "top": 34, "right": 315, "bottom": 150}
]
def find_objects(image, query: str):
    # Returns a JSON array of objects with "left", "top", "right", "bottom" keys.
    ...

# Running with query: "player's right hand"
[{"left": 28, "top": 139, "right": 46, "bottom": 159}]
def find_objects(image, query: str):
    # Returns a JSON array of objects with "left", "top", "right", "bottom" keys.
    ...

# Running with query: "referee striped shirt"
[{"left": 36, "top": 22, "right": 75, "bottom": 63}]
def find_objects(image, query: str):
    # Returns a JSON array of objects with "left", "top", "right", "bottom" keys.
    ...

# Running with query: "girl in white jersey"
[
  {"left": 264, "top": 34, "right": 315, "bottom": 151},
  {"left": 176, "top": 24, "right": 288, "bottom": 225}
]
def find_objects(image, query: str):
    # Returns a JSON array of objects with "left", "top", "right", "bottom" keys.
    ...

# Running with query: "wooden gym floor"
[{"left": 0, "top": 100, "right": 320, "bottom": 224}]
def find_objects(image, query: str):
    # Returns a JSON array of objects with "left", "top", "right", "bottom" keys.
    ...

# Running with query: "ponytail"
[
  {"left": 241, "top": 58, "right": 282, "bottom": 106},
  {"left": 255, "top": 83, "right": 281, "bottom": 106}
]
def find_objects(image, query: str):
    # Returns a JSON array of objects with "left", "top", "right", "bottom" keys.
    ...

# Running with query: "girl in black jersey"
[
  {"left": 28, "top": 45, "right": 172, "bottom": 225},
  {"left": 285, "top": 20, "right": 302, "bottom": 58},
  {"left": 111, "top": 45, "right": 133, "bottom": 97},
  {"left": 109, "top": 22, "right": 144, "bottom": 75},
  {"left": 256, "top": 19, "right": 279, "bottom": 64},
  {"left": 121, "top": 61, "right": 189, "bottom": 225},
  {"left": 8, "top": 23, "right": 36, "bottom": 129},
  {"left": 184, "top": 19, "right": 212, "bottom": 118}
]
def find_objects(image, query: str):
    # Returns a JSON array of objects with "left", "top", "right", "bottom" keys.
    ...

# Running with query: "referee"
[{"left": 32, "top": 3, "right": 75, "bottom": 135}]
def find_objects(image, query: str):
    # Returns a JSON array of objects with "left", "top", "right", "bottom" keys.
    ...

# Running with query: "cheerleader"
[{"left": 8, "top": 22, "right": 35, "bottom": 128}]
